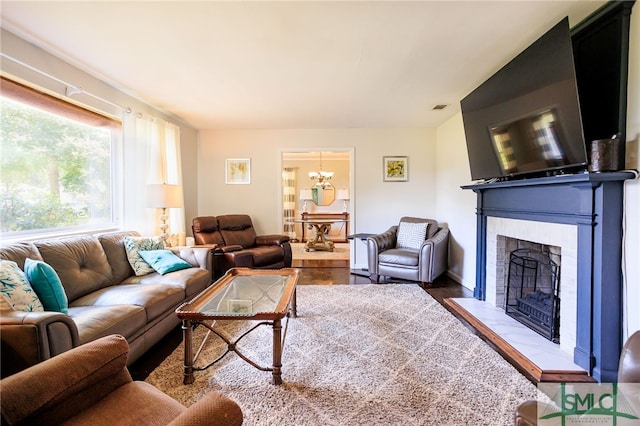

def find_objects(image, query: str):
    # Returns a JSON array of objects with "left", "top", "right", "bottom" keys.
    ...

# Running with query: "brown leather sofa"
[
  {"left": 193, "top": 214, "right": 292, "bottom": 278},
  {"left": 367, "top": 217, "right": 449, "bottom": 287},
  {"left": 0, "top": 231, "right": 212, "bottom": 378},
  {"left": 0, "top": 334, "right": 243, "bottom": 426},
  {"left": 514, "top": 330, "right": 640, "bottom": 425}
]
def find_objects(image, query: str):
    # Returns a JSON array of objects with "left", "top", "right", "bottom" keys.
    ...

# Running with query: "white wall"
[
  {"left": 623, "top": 7, "right": 640, "bottom": 338},
  {"left": 198, "top": 128, "right": 437, "bottom": 268},
  {"left": 435, "top": 113, "right": 477, "bottom": 289}
]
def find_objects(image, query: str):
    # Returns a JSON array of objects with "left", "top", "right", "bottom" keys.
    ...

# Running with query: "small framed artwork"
[
  {"left": 383, "top": 156, "right": 408, "bottom": 182},
  {"left": 225, "top": 158, "right": 251, "bottom": 184}
]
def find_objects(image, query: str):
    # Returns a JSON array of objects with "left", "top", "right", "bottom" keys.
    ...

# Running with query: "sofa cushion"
[
  {"left": 0, "top": 242, "right": 44, "bottom": 270},
  {"left": 121, "top": 268, "right": 210, "bottom": 298},
  {"left": 66, "top": 381, "right": 186, "bottom": 425},
  {"left": 192, "top": 216, "right": 224, "bottom": 246},
  {"left": 71, "top": 283, "right": 185, "bottom": 323},
  {"left": 98, "top": 231, "right": 140, "bottom": 283},
  {"left": 34, "top": 236, "right": 114, "bottom": 303},
  {"left": 379, "top": 248, "right": 420, "bottom": 267},
  {"left": 217, "top": 215, "right": 257, "bottom": 248},
  {"left": 396, "top": 221, "right": 428, "bottom": 249},
  {"left": 23, "top": 258, "right": 69, "bottom": 314},
  {"left": 243, "top": 246, "right": 285, "bottom": 267},
  {"left": 0, "top": 260, "right": 44, "bottom": 312},
  {"left": 138, "top": 250, "right": 192, "bottom": 275},
  {"left": 123, "top": 236, "right": 164, "bottom": 276},
  {"left": 68, "top": 305, "right": 147, "bottom": 344}
]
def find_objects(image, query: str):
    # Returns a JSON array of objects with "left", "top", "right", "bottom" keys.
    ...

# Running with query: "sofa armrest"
[
  {"left": 1, "top": 310, "right": 80, "bottom": 378},
  {"left": 420, "top": 227, "right": 449, "bottom": 282},
  {"left": 0, "top": 335, "right": 132, "bottom": 425},
  {"left": 255, "top": 234, "right": 290, "bottom": 246},
  {"left": 168, "top": 391, "right": 243, "bottom": 426},
  {"left": 171, "top": 246, "right": 212, "bottom": 271},
  {"left": 366, "top": 226, "right": 398, "bottom": 274}
]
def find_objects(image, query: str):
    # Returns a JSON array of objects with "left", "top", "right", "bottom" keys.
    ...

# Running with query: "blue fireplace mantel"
[{"left": 462, "top": 171, "right": 635, "bottom": 383}]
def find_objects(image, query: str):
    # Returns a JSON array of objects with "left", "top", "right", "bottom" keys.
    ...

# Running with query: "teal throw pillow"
[
  {"left": 0, "top": 260, "right": 44, "bottom": 312},
  {"left": 138, "top": 250, "right": 192, "bottom": 275},
  {"left": 23, "top": 258, "right": 69, "bottom": 314}
]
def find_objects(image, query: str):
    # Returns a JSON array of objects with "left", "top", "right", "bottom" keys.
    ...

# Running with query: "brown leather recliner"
[
  {"left": 514, "top": 330, "right": 640, "bottom": 425},
  {"left": 0, "top": 334, "right": 243, "bottom": 426},
  {"left": 193, "top": 215, "right": 292, "bottom": 278}
]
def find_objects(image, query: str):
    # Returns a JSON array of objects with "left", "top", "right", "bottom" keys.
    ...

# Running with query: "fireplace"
[
  {"left": 505, "top": 248, "right": 560, "bottom": 343},
  {"left": 463, "top": 172, "right": 634, "bottom": 382}
]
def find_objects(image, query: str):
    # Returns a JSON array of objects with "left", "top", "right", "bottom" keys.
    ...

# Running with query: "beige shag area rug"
[
  {"left": 146, "top": 284, "right": 538, "bottom": 425},
  {"left": 290, "top": 242, "right": 350, "bottom": 260}
]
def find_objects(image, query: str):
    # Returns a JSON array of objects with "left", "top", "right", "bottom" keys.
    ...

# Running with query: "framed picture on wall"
[
  {"left": 225, "top": 158, "right": 251, "bottom": 184},
  {"left": 383, "top": 156, "right": 408, "bottom": 182}
]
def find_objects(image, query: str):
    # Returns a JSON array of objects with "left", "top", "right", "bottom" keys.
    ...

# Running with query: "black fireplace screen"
[{"left": 505, "top": 248, "right": 560, "bottom": 343}]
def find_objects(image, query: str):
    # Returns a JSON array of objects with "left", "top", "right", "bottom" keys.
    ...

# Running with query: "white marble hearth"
[{"left": 452, "top": 297, "right": 585, "bottom": 374}]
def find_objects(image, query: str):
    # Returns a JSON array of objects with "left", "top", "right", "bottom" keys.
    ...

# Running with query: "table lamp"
[
  {"left": 147, "top": 183, "right": 183, "bottom": 246},
  {"left": 337, "top": 189, "right": 350, "bottom": 212},
  {"left": 300, "top": 189, "right": 313, "bottom": 213}
]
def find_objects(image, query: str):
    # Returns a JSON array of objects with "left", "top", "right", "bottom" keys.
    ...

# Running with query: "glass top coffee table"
[{"left": 175, "top": 267, "right": 299, "bottom": 385}]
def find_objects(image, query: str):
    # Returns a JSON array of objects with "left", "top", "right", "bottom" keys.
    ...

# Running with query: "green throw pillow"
[
  {"left": 23, "top": 258, "right": 69, "bottom": 314},
  {"left": 0, "top": 260, "right": 44, "bottom": 312},
  {"left": 138, "top": 250, "right": 192, "bottom": 275}
]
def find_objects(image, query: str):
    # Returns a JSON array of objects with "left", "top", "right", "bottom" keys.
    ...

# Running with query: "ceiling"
[{"left": 0, "top": 1, "right": 605, "bottom": 130}]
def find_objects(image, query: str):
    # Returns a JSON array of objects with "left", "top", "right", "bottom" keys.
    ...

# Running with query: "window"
[{"left": 0, "top": 77, "right": 121, "bottom": 237}]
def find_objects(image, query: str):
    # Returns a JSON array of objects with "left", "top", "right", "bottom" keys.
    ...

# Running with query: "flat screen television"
[{"left": 461, "top": 18, "right": 588, "bottom": 181}]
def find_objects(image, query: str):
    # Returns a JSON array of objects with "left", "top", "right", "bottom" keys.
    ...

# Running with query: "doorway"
[{"left": 279, "top": 148, "right": 354, "bottom": 260}]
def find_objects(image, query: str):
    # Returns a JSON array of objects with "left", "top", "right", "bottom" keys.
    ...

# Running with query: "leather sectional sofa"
[{"left": 0, "top": 231, "right": 212, "bottom": 378}]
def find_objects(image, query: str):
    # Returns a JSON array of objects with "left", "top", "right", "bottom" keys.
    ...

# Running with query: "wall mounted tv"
[{"left": 461, "top": 17, "right": 588, "bottom": 182}]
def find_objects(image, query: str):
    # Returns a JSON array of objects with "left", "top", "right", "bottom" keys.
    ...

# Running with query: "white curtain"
[
  {"left": 282, "top": 168, "right": 296, "bottom": 240},
  {"left": 133, "top": 115, "right": 185, "bottom": 237}
]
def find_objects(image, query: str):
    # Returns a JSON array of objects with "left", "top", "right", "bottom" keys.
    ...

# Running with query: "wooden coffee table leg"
[
  {"left": 182, "top": 319, "right": 195, "bottom": 385},
  {"left": 272, "top": 318, "right": 282, "bottom": 385},
  {"left": 290, "top": 287, "right": 297, "bottom": 318}
]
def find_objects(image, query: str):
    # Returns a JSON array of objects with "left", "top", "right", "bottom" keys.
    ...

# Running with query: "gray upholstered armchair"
[{"left": 367, "top": 217, "right": 449, "bottom": 287}]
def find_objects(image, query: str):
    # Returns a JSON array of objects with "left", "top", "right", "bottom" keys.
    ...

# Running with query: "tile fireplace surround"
[{"left": 463, "top": 171, "right": 634, "bottom": 382}]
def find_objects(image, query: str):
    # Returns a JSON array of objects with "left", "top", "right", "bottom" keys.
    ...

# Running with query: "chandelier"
[{"left": 308, "top": 152, "right": 333, "bottom": 188}]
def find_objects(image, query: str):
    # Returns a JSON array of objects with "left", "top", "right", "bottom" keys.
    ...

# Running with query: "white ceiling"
[{"left": 1, "top": 1, "right": 605, "bottom": 130}]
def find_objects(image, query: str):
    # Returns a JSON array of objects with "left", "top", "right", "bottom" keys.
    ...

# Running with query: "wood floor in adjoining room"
[{"left": 128, "top": 260, "right": 472, "bottom": 381}]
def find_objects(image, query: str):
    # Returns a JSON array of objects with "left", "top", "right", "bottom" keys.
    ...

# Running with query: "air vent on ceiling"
[{"left": 432, "top": 104, "right": 448, "bottom": 110}]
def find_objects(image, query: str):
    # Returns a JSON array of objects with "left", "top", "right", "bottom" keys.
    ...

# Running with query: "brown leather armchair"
[
  {"left": 0, "top": 334, "right": 243, "bottom": 426},
  {"left": 514, "top": 330, "right": 640, "bottom": 425},
  {"left": 193, "top": 214, "right": 292, "bottom": 278},
  {"left": 367, "top": 217, "right": 449, "bottom": 287}
]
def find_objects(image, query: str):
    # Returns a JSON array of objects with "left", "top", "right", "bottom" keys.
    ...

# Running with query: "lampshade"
[
  {"left": 337, "top": 189, "right": 350, "bottom": 200},
  {"left": 147, "top": 184, "right": 183, "bottom": 208},
  {"left": 299, "top": 189, "right": 313, "bottom": 200}
]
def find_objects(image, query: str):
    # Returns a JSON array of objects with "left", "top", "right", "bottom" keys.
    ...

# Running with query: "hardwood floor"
[{"left": 128, "top": 261, "right": 473, "bottom": 381}]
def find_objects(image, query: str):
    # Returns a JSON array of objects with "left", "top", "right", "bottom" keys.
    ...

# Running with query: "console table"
[
  {"left": 289, "top": 217, "right": 348, "bottom": 252},
  {"left": 300, "top": 212, "right": 349, "bottom": 242}
]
